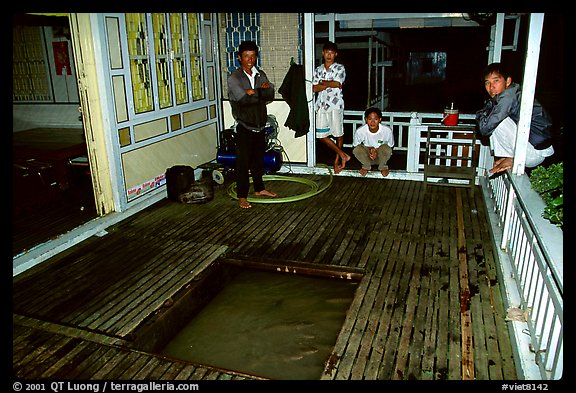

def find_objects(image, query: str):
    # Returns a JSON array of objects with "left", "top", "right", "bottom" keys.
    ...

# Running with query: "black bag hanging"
[{"left": 165, "top": 165, "right": 195, "bottom": 202}]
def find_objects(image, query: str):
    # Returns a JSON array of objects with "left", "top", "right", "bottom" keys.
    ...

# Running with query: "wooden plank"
[
  {"left": 237, "top": 198, "right": 307, "bottom": 257},
  {"left": 356, "top": 189, "right": 397, "bottom": 270},
  {"left": 72, "top": 240, "right": 204, "bottom": 329},
  {"left": 116, "top": 352, "right": 157, "bottom": 379},
  {"left": 456, "top": 189, "right": 475, "bottom": 379},
  {"left": 15, "top": 233, "right": 160, "bottom": 322},
  {"left": 404, "top": 180, "right": 426, "bottom": 236},
  {"left": 406, "top": 241, "right": 432, "bottom": 379},
  {"left": 93, "top": 242, "right": 209, "bottom": 331},
  {"left": 144, "top": 359, "right": 173, "bottom": 379},
  {"left": 434, "top": 190, "right": 451, "bottom": 380},
  {"left": 201, "top": 369, "right": 221, "bottom": 380},
  {"left": 321, "top": 264, "right": 376, "bottom": 379},
  {"left": 65, "top": 346, "right": 118, "bottom": 379},
  {"left": 112, "top": 245, "right": 228, "bottom": 337},
  {"left": 131, "top": 356, "right": 163, "bottom": 379},
  {"left": 49, "top": 341, "right": 103, "bottom": 379},
  {"left": 13, "top": 177, "right": 518, "bottom": 381},
  {"left": 377, "top": 240, "right": 417, "bottom": 379},
  {"left": 362, "top": 234, "right": 409, "bottom": 380},
  {"left": 23, "top": 337, "right": 83, "bottom": 379},
  {"left": 415, "top": 186, "right": 439, "bottom": 380},
  {"left": 14, "top": 333, "right": 76, "bottom": 378},
  {"left": 67, "top": 240, "right": 207, "bottom": 331},
  {"left": 418, "top": 239, "right": 440, "bottom": 379},
  {"left": 474, "top": 190, "right": 517, "bottom": 379},
  {"left": 479, "top": 244, "right": 507, "bottom": 380},
  {"left": 381, "top": 179, "right": 411, "bottom": 235},
  {"left": 462, "top": 189, "right": 491, "bottom": 379},
  {"left": 448, "top": 229, "right": 462, "bottom": 378},
  {"left": 334, "top": 178, "right": 398, "bottom": 268},
  {"left": 338, "top": 178, "right": 392, "bottom": 259},
  {"left": 336, "top": 238, "right": 393, "bottom": 379},
  {"left": 392, "top": 241, "right": 421, "bottom": 380},
  {"left": 394, "top": 180, "right": 420, "bottom": 235},
  {"left": 90, "top": 348, "right": 130, "bottom": 379},
  {"left": 189, "top": 366, "right": 209, "bottom": 379},
  {"left": 468, "top": 238, "right": 490, "bottom": 380},
  {"left": 38, "top": 340, "right": 93, "bottom": 379},
  {"left": 12, "top": 329, "right": 51, "bottom": 374},
  {"left": 221, "top": 256, "right": 364, "bottom": 281},
  {"left": 306, "top": 179, "right": 365, "bottom": 264},
  {"left": 331, "top": 194, "right": 374, "bottom": 266},
  {"left": 75, "top": 346, "right": 121, "bottom": 379},
  {"left": 356, "top": 237, "right": 398, "bottom": 379},
  {"left": 99, "top": 350, "right": 146, "bottom": 380},
  {"left": 275, "top": 200, "right": 333, "bottom": 261},
  {"left": 12, "top": 325, "right": 51, "bottom": 366},
  {"left": 160, "top": 360, "right": 187, "bottom": 380},
  {"left": 173, "top": 363, "right": 197, "bottom": 380},
  {"left": 13, "top": 314, "right": 128, "bottom": 347},
  {"left": 345, "top": 224, "right": 396, "bottom": 385}
]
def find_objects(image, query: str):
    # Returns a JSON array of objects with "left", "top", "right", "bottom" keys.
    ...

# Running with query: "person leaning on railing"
[{"left": 475, "top": 62, "right": 554, "bottom": 174}]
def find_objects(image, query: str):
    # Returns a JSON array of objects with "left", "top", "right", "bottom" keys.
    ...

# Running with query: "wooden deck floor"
[{"left": 12, "top": 173, "right": 517, "bottom": 380}]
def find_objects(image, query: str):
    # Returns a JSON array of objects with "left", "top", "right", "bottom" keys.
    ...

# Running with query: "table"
[{"left": 13, "top": 128, "right": 87, "bottom": 190}]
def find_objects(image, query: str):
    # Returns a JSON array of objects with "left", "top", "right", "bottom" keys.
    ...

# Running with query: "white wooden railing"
[
  {"left": 484, "top": 171, "right": 563, "bottom": 380},
  {"left": 343, "top": 110, "right": 415, "bottom": 153},
  {"left": 340, "top": 110, "right": 564, "bottom": 380},
  {"left": 342, "top": 110, "right": 484, "bottom": 176}
]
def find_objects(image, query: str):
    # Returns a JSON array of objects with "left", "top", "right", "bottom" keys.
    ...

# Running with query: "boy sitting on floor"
[{"left": 352, "top": 107, "right": 394, "bottom": 177}]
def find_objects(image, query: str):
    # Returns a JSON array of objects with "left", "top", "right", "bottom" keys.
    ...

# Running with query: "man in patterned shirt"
[{"left": 313, "top": 41, "right": 350, "bottom": 174}]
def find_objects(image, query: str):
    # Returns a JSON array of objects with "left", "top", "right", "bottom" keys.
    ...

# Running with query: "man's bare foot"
[
  {"left": 255, "top": 189, "right": 277, "bottom": 197},
  {"left": 334, "top": 153, "right": 350, "bottom": 174},
  {"left": 359, "top": 168, "right": 369, "bottom": 176},
  {"left": 239, "top": 198, "right": 252, "bottom": 209},
  {"left": 380, "top": 168, "right": 389, "bottom": 177},
  {"left": 490, "top": 157, "right": 513, "bottom": 174},
  {"left": 339, "top": 153, "right": 350, "bottom": 170},
  {"left": 341, "top": 152, "right": 351, "bottom": 163}
]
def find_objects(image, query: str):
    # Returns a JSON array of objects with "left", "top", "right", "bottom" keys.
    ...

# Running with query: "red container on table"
[{"left": 442, "top": 105, "right": 459, "bottom": 126}]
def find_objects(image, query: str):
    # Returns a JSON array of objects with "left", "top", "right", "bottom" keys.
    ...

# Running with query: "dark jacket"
[
  {"left": 278, "top": 64, "right": 309, "bottom": 138},
  {"left": 476, "top": 82, "right": 552, "bottom": 150},
  {"left": 227, "top": 67, "right": 275, "bottom": 130}
]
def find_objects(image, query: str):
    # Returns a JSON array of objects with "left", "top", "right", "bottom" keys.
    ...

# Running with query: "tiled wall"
[{"left": 219, "top": 13, "right": 302, "bottom": 100}]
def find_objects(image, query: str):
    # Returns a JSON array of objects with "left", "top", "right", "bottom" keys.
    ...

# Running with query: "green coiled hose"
[{"left": 227, "top": 165, "right": 333, "bottom": 204}]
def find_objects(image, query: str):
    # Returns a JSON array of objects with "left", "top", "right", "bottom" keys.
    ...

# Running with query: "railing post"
[
  {"left": 500, "top": 179, "right": 515, "bottom": 250},
  {"left": 407, "top": 112, "right": 424, "bottom": 173}
]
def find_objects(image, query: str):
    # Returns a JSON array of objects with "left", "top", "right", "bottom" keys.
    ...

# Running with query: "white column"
[
  {"left": 304, "top": 13, "right": 316, "bottom": 167},
  {"left": 513, "top": 13, "right": 545, "bottom": 176},
  {"left": 483, "top": 13, "right": 506, "bottom": 173},
  {"left": 488, "top": 13, "right": 505, "bottom": 63}
]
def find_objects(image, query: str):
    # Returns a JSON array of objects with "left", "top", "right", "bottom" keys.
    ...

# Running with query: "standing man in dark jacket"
[
  {"left": 476, "top": 62, "right": 554, "bottom": 173},
  {"left": 228, "top": 41, "right": 277, "bottom": 209}
]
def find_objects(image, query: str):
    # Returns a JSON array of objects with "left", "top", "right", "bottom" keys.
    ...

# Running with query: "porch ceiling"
[{"left": 316, "top": 13, "right": 491, "bottom": 29}]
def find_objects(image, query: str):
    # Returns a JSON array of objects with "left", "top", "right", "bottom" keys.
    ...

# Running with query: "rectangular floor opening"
[{"left": 129, "top": 257, "right": 362, "bottom": 380}]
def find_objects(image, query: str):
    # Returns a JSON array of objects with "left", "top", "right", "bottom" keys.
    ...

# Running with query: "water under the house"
[{"left": 161, "top": 269, "right": 358, "bottom": 380}]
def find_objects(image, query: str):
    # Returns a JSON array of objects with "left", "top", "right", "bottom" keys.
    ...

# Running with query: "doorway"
[{"left": 12, "top": 14, "right": 97, "bottom": 256}]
